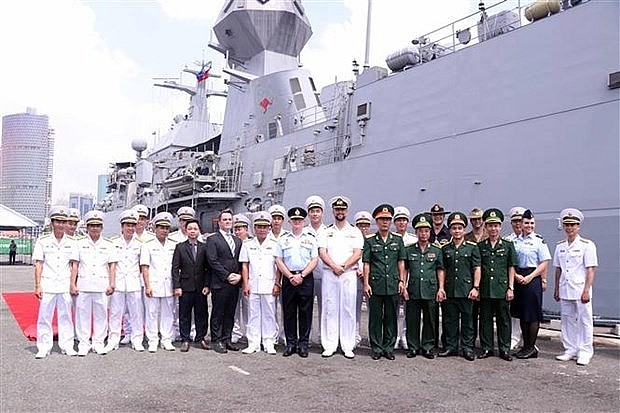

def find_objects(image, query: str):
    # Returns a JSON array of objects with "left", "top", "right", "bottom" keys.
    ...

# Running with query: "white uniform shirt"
[
  {"left": 317, "top": 222, "right": 364, "bottom": 267},
  {"left": 135, "top": 230, "right": 155, "bottom": 243},
  {"left": 77, "top": 236, "right": 118, "bottom": 292},
  {"left": 140, "top": 237, "right": 177, "bottom": 297},
  {"left": 32, "top": 234, "right": 79, "bottom": 293},
  {"left": 268, "top": 229, "right": 289, "bottom": 243},
  {"left": 553, "top": 235, "right": 598, "bottom": 300},
  {"left": 400, "top": 232, "right": 418, "bottom": 248},
  {"left": 111, "top": 234, "right": 143, "bottom": 292},
  {"left": 239, "top": 237, "right": 278, "bottom": 294},
  {"left": 304, "top": 224, "right": 327, "bottom": 278},
  {"left": 514, "top": 232, "right": 551, "bottom": 268}
]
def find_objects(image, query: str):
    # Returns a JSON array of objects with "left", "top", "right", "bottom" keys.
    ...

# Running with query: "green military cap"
[
  {"left": 288, "top": 207, "right": 307, "bottom": 220},
  {"left": 447, "top": 212, "right": 468, "bottom": 227},
  {"left": 373, "top": 204, "right": 394, "bottom": 220},
  {"left": 483, "top": 208, "right": 504, "bottom": 223},
  {"left": 412, "top": 213, "right": 432, "bottom": 229}
]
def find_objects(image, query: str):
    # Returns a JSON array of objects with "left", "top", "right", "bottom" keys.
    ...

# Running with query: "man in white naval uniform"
[
  {"left": 553, "top": 208, "right": 598, "bottom": 366},
  {"left": 268, "top": 204, "right": 289, "bottom": 345},
  {"left": 73, "top": 210, "right": 117, "bottom": 356},
  {"left": 140, "top": 212, "right": 178, "bottom": 352},
  {"left": 33, "top": 206, "right": 79, "bottom": 358},
  {"left": 317, "top": 196, "right": 363, "bottom": 359},
  {"left": 393, "top": 206, "right": 418, "bottom": 350},
  {"left": 105, "top": 210, "right": 145, "bottom": 353},
  {"left": 504, "top": 206, "right": 526, "bottom": 351},
  {"left": 231, "top": 214, "right": 252, "bottom": 345},
  {"left": 304, "top": 195, "right": 327, "bottom": 345},
  {"left": 119, "top": 204, "right": 154, "bottom": 345},
  {"left": 354, "top": 210, "right": 373, "bottom": 346},
  {"left": 64, "top": 208, "right": 81, "bottom": 237},
  {"left": 240, "top": 211, "right": 280, "bottom": 354}
]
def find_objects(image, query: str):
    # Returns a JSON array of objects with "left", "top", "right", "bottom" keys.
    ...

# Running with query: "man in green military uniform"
[
  {"left": 404, "top": 213, "right": 444, "bottom": 359},
  {"left": 437, "top": 212, "right": 481, "bottom": 361},
  {"left": 363, "top": 204, "right": 407, "bottom": 360},
  {"left": 477, "top": 208, "right": 517, "bottom": 361}
]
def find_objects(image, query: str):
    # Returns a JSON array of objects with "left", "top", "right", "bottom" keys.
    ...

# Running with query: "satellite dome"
[{"left": 131, "top": 138, "right": 148, "bottom": 152}]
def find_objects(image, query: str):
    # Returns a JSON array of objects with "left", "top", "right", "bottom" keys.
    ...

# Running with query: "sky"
[{"left": 0, "top": 0, "right": 494, "bottom": 203}]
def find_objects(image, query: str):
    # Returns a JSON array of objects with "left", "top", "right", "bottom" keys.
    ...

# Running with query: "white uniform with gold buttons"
[
  {"left": 318, "top": 218, "right": 364, "bottom": 355},
  {"left": 75, "top": 234, "right": 118, "bottom": 354},
  {"left": 140, "top": 235, "right": 177, "bottom": 348},
  {"left": 33, "top": 231, "right": 79, "bottom": 355}
]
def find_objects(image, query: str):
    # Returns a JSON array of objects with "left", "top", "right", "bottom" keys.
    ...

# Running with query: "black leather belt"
[{"left": 516, "top": 267, "right": 535, "bottom": 276}]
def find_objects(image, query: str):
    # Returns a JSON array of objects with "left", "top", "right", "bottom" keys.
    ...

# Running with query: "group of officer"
[{"left": 32, "top": 198, "right": 598, "bottom": 366}]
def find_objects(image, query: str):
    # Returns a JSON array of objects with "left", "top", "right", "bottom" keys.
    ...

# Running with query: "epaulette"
[
  {"left": 108, "top": 235, "right": 120, "bottom": 240},
  {"left": 74, "top": 235, "right": 87, "bottom": 240},
  {"left": 535, "top": 234, "right": 546, "bottom": 243},
  {"left": 579, "top": 238, "right": 591, "bottom": 244},
  {"left": 365, "top": 233, "right": 375, "bottom": 239},
  {"left": 391, "top": 232, "right": 402, "bottom": 237},
  {"left": 502, "top": 236, "right": 513, "bottom": 242},
  {"left": 39, "top": 234, "right": 51, "bottom": 240},
  {"left": 243, "top": 238, "right": 252, "bottom": 243},
  {"left": 145, "top": 238, "right": 157, "bottom": 243},
  {"left": 103, "top": 237, "right": 115, "bottom": 243},
  {"left": 432, "top": 241, "right": 442, "bottom": 248},
  {"left": 556, "top": 239, "right": 566, "bottom": 244},
  {"left": 465, "top": 240, "right": 477, "bottom": 246},
  {"left": 306, "top": 232, "right": 316, "bottom": 237},
  {"left": 328, "top": 224, "right": 334, "bottom": 228}
]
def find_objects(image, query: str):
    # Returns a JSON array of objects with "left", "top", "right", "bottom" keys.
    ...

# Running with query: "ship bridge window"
[
  {"left": 268, "top": 122, "right": 277, "bottom": 139},
  {"left": 289, "top": 78, "right": 306, "bottom": 110}
]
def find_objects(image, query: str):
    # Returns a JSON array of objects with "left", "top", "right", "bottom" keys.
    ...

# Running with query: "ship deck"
[{"left": 1, "top": 265, "right": 618, "bottom": 412}]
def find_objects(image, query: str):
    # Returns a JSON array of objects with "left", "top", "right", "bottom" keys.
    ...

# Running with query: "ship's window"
[
  {"left": 290, "top": 78, "right": 302, "bottom": 94},
  {"left": 268, "top": 122, "right": 277, "bottom": 139},
  {"left": 314, "top": 93, "right": 321, "bottom": 107},
  {"left": 309, "top": 77, "right": 317, "bottom": 91},
  {"left": 294, "top": 94, "right": 306, "bottom": 110}
]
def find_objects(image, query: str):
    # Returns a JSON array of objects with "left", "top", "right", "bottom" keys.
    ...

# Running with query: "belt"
[{"left": 516, "top": 267, "right": 536, "bottom": 276}]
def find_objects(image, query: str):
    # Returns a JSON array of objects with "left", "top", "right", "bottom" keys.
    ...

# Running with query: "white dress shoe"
[
  {"left": 148, "top": 344, "right": 158, "bottom": 353},
  {"left": 343, "top": 350, "right": 355, "bottom": 359},
  {"left": 321, "top": 350, "right": 334, "bottom": 358},
  {"left": 242, "top": 346, "right": 258, "bottom": 354},
  {"left": 132, "top": 342, "right": 145, "bottom": 352},
  {"left": 77, "top": 347, "right": 89, "bottom": 357},
  {"left": 103, "top": 343, "right": 118, "bottom": 353},
  {"left": 555, "top": 353, "right": 577, "bottom": 361},
  {"left": 265, "top": 346, "right": 277, "bottom": 355},
  {"left": 161, "top": 342, "right": 175, "bottom": 351},
  {"left": 35, "top": 349, "right": 50, "bottom": 359},
  {"left": 93, "top": 346, "right": 108, "bottom": 355},
  {"left": 61, "top": 348, "right": 78, "bottom": 356},
  {"left": 119, "top": 335, "right": 131, "bottom": 345},
  {"left": 576, "top": 356, "right": 591, "bottom": 366}
]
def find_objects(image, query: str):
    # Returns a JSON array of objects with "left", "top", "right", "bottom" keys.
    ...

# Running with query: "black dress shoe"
[
  {"left": 283, "top": 346, "right": 296, "bottom": 357},
  {"left": 213, "top": 342, "right": 228, "bottom": 354},
  {"left": 180, "top": 341, "right": 190, "bottom": 352},
  {"left": 384, "top": 352, "right": 395, "bottom": 360},
  {"left": 499, "top": 351, "right": 513, "bottom": 361},
  {"left": 463, "top": 351, "right": 475, "bottom": 361},
  {"left": 422, "top": 350, "right": 435, "bottom": 359},
  {"left": 371, "top": 352, "right": 382, "bottom": 360},
  {"left": 298, "top": 347, "right": 309, "bottom": 358},
  {"left": 199, "top": 339, "right": 210, "bottom": 350},
  {"left": 477, "top": 350, "right": 492, "bottom": 359},
  {"left": 226, "top": 342, "right": 240, "bottom": 351},
  {"left": 406, "top": 350, "right": 416, "bottom": 358},
  {"left": 438, "top": 349, "right": 458, "bottom": 357},
  {"left": 516, "top": 348, "right": 538, "bottom": 359}
]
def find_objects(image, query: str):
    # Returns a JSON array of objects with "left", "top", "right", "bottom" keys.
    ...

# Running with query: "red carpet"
[{"left": 2, "top": 292, "right": 54, "bottom": 341}]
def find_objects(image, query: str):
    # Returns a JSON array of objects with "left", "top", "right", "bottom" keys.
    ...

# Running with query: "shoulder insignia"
[
  {"left": 365, "top": 233, "right": 375, "bottom": 239},
  {"left": 243, "top": 238, "right": 252, "bottom": 243},
  {"left": 75, "top": 235, "right": 86, "bottom": 240},
  {"left": 432, "top": 241, "right": 442, "bottom": 248},
  {"left": 579, "top": 238, "right": 590, "bottom": 243},
  {"left": 39, "top": 234, "right": 51, "bottom": 239},
  {"left": 327, "top": 224, "right": 334, "bottom": 228},
  {"left": 108, "top": 235, "right": 120, "bottom": 240},
  {"left": 391, "top": 232, "right": 402, "bottom": 237},
  {"left": 103, "top": 237, "right": 115, "bottom": 243},
  {"left": 145, "top": 238, "right": 156, "bottom": 243},
  {"left": 557, "top": 239, "right": 567, "bottom": 244},
  {"left": 502, "top": 236, "right": 512, "bottom": 242},
  {"left": 466, "top": 241, "right": 477, "bottom": 246},
  {"left": 534, "top": 234, "right": 546, "bottom": 243}
]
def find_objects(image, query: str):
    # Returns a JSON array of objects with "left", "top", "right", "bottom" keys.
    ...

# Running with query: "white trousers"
[
  {"left": 122, "top": 286, "right": 147, "bottom": 336},
  {"left": 232, "top": 290, "right": 250, "bottom": 342},
  {"left": 144, "top": 296, "right": 174, "bottom": 346},
  {"left": 246, "top": 293, "right": 277, "bottom": 349},
  {"left": 275, "top": 295, "right": 286, "bottom": 343},
  {"left": 355, "top": 278, "right": 363, "bottom": 343},
  {"left": 75, "top": 292, "right": 108, "bottom": 351},
  {"left": 397, "top": 298, "right": 407, "bottom": 345},
  {"left": 108, "top": 291, "right": 144, "bottom": 347},
  {"left": 511, "top": 317, "right": 522, "bottom": 349},
  {"left": 321, "top": 270, "right": 357, "bottom": 353},
  {"left": 36, "top": 292, "right": 75, "bottom": 353},
  {"left": 560, "top": 299, "right": 594, "bottom": 359},
  {"left": 311, "top": 278, "right": 323, "bottom": 343},
  {"left": 172, "top": 296, "right": 180, "bottom": 339}
]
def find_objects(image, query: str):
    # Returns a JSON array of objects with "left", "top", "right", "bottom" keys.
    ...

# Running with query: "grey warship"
[{"left": 100, "top": 0, "right": 619, "bottom": 319}]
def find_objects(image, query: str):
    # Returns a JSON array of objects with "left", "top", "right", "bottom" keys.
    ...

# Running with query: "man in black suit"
[
  {"left": 172, "top": 219, "right": 210, "bottom": 352},
  {"left": 206, "top": 210, "right": 243, "bottom": 353}
]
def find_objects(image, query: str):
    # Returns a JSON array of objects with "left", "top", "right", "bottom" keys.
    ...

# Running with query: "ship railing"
[{"left": 403, "top": 0, "right": 584, "bottom": 66}]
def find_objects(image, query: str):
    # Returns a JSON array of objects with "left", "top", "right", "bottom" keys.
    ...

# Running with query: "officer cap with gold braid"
[
  {"left": 177, "top": 206, "right": 196, "bottom": 221},
  {"left": 330, "top": 196, "right": 350, "bottom": 209},
  {"left": 133, "top": 204, "right": 149, "bottom": 218},
  {"left": 233, "top": 214, "right": 251, "bottom": 228},
  {"left": 508, "top": 206, "right": 526, "bottom": 222},
  {"left": 373, "top": 204, "right": 394, "bottom": 220},
  {"left": 447, "top": 212, "right": 468, "bottom": 227},
  {"left": 393, "top": 206, "right": 411, "bottom": 221},
  {"left": 253, "top": 211, "right": 272, "bottom": 226},
  {"left": 67, "top": 208, "right": 80, "bottom": 222},
  {"left": 84, "top": 210, "right": 104, "bottom": 225},
  {"left": 483, "top": 208, "right": 504, "bottom": 224},
  {"left": 120, "top": 209, "right": 138, "bottom": 225},
  {"left": 412, "top": 213, "right": 432, "bottom": 229},
  {"left": 560, "top": 208, "right": 583, "bottom": 224},
  {"left": 268, "top": 204, "right": 286, "bottom": 218},
  {"left": 305, "top": 195, "right": 325, "bottom": 211},
  {"left": 153, "top": 212, "right": 173, "bottom": 227},
  {"left": 354, "top": 211, "right": 372, "bottom": 225},
  {"left": 49, "top": 206, "right": 68, "bottom": 221},
  {"left": 288, "top": 207, "right": 307, "bottom": 220}
]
